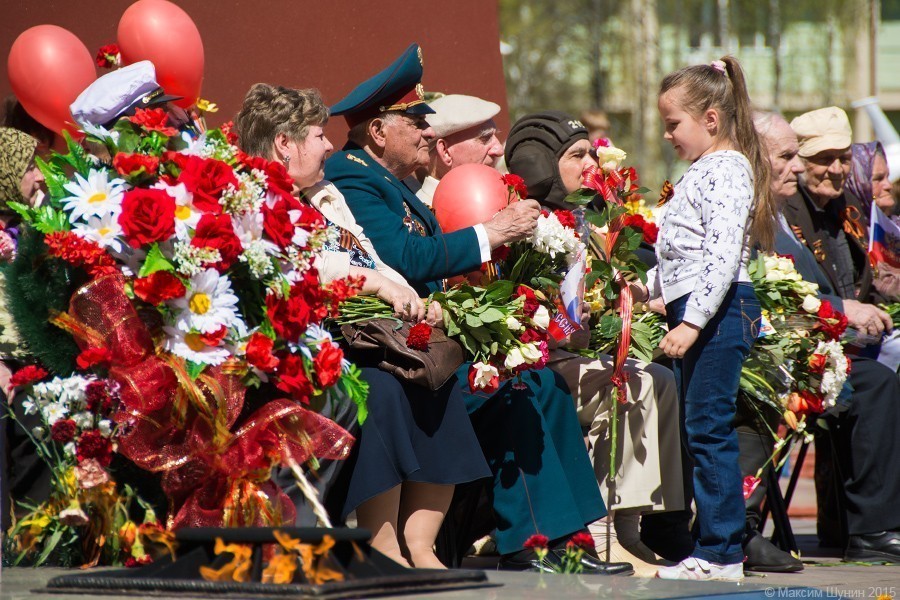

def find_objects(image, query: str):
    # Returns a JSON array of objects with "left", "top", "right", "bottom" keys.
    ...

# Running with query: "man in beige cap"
[
  {"left": 414, "top": 94, "right": 504, "bottom": 207},
  {"left": 784, "top": 106, "right": 881, "bottom": 305}
]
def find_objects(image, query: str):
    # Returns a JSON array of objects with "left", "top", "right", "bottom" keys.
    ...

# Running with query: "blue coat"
[{"left": 325, "top": 143, "right": 482, "bottom": 295}]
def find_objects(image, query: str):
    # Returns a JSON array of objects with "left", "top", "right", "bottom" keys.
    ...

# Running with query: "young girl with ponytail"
[{"left": 634, "top": 56, "right": 776, "bottom": 581}]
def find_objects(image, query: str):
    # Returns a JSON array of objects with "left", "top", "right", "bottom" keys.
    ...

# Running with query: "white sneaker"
[{"left": 656, "top": 557, "right": 744, "bottom": 581}]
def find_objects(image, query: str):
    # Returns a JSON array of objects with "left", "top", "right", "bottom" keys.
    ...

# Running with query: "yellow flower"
[{"left": 196, "top": 99, "right": 218, "bottom": 113}]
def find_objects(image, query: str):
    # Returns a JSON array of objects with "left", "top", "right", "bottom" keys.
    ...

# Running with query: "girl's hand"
[
  {"left": 377, "top": 279, "right": 425, "bottom": 322},
  {"left": 659, "top": 322, "right": 701, "bottom": 359},
  {"left": 628, "top": 281, "right": 649, "bottom": 304}
]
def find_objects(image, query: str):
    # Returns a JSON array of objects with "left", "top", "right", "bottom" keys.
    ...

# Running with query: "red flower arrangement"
[
  {"left": 175, "top": 155, "right": 238, "bottom": 213},
  {"left": 44, "top": 231, "right": 117, "bottom": 278},
  {"left": 554, "top": 209, "right": 576, "bottom": 229},
  {"left": 524, "top": 534, "right": 550, "bottom": 550},
  {"left": 406, "top": 322, "right": 432, "bottom": 351},
  {"left": 119, "top": 188, "right": 176, "bottom": 248},
  {"left": 113, "top": 153, "right": 160, "bottom": 179}
]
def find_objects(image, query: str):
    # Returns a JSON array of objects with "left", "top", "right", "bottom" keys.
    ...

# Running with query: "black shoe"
[
  {"left": 743, "top": 532, "right": 803, "bottom": 573},
  {"left": 497, "top": 548, "right": 634, "bottom": 575},
  {"left": 844, "top": 531, "right": 900, "bottom": 563}
]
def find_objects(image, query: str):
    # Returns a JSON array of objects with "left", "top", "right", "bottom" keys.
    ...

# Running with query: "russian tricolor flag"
[{"left": 869, "top": 203, "right": 900, "bottom": 268}]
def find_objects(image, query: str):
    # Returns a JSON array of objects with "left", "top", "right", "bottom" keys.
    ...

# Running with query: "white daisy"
[
  {"left": 169, "top": 269, "right": 241, "bottom": 334},
  {"left": 154, "top": 182, "right": 201, "bottom": 240},
  {"left": 62, "top": 169, "right": 127, "bottom": 222},
  {"left": 72, "top": 213, "right": 124, "bottom": 253},
  {"left": 162, "top": 326, "right": 231, "bottom": 366}
]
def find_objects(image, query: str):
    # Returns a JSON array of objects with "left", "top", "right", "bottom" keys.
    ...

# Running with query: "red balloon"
[
  {"left": 7, "top": 25, "right": 96, "bottom": 135},
  {"left": 117, "top": 0, "right": 204, "bottom": 108},
  {"left": 432, "top": 164, "right": 515, "bottom": 234}
]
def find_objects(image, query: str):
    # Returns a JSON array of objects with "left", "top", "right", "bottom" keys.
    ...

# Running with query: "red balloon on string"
[
  {"left": 7, "top": 25, "right": 96, "bottom": 135},
  {"left": 117, "top": 0, "right": 204, "bottom": 108},
  {"left": 432, "top": 164, "right": 514, "bottom": 233}
]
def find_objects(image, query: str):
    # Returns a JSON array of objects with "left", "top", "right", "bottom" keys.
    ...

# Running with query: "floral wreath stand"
[{"left": 42, "top": 527, "right": 495, "bottom": 598}]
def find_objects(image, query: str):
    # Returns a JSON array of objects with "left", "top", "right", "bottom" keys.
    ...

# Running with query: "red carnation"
[
  {"left": 514, "top": 285, "right": 540, "bottom": 317},
  {"left": 314, "top": 343, "right": 344, "bottom": 389},
  {"left": 119, "top": 188, "right": 176, "bottom": 248},
  {"left": 266, "top": 274, "right": 329, "bottom": 343},
  {"left": 817, "top": 300, "right": 836, "bottom": 320},
  {"left": 134, "top": 271, "right": 186, "bottom": 305},
  {"left": 326, "top": 276, "right": 364, "bottom": 316},
  {"left": 9, "top": 365, "right": 48, "bottom": 388},
  {"left": 808, "top": 353, "right": 827, "bottom": 375},
  {"left": 406, "top": 322, "right": 432, "bottom": 351},
  {"left": 817, "top": 301, "right": 848, "bottom": 341},
  {"left": 44, "top": 231, "right": 117, "bottom": 278},
  {"left": 76, "top": 347, "right": 111, "bottom": 370},
  {"left": 642, "top": 220, "right": 659, "bottom": 244},
  {"left": 220, "top": 121, "right": 239, "bottom": 145},
  {"left": 624, "top": 213, "right": 659, "bottom": 244},
  {"left": 245, "top": 332, "right": 279, "bottom": 372},
  {"left": 76, "top": 429, "right": 113, "bottom": 467},
  {"left": 553, "top": 209, "right": 576, "bottom": 229},
  {"left": 113, "top": 153, "right": 160, "bottom": 179},
  {"left": 567, "top": 532, "right": 594, "bottom": 551},
  {"left": 524, "top": 534, "right": 550, "bottom": 550},
  {"left": 85, "top": 380, "right": 114, "bottom": 413},
  {"left": 275, "top": 353, "right": 313, "bottom": 403},
  {"left": 95, "top": 43, "right": 120, "bottom": 69},
  {"left": 191, "top": 213, "right": 243, "bottom": 270},
  {"left": 129, "top": 108, "right": 178, "bottom": 137},
  {"left": 176, "top": 156, "right": 238, "bottom": 214},
  {"left": 51, "top": 419, "right": 77, "bottom": 444},
  {"left": 501, "top": 173, "right": 528, "bottom": 199}
]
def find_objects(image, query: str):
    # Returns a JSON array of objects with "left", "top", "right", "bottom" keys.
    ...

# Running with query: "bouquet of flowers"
[
  {"left": 4, "top": 369, "right": 168, "bottom": 567},
  {"left": 2, "top": 109, "right": 367, "bottom": 562},
  {"left": 336, "top": 280, "right": 552, "bottom": 393},
  {"left": 740, "top": 254, "right": 851, "bottom": 443}
]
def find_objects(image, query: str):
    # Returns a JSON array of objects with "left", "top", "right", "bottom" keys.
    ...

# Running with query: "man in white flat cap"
[
  {"left": 70, "top": 60, "right": 192, "bottom": 132},
  {"left": 414, "top": 94, "right": 504, "bottom": 207}
]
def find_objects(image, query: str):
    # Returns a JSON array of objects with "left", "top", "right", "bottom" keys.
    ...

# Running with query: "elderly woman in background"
[
  {"left": 0, "top": 126, "right": 48, "bottom": 531},
  {"left": 234, "top": 84, "right": 489, "bottom": 569}
]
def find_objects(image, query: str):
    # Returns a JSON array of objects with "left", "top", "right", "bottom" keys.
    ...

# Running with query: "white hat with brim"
[
  {"left": 70, "top": 60, "right": 182, "bottom": 128},
  {"left": 790, "top": 106, "right": 853, "bottom": 158},
  {"left": 426, "top": 94, "right": 501, "bottom": 139}
]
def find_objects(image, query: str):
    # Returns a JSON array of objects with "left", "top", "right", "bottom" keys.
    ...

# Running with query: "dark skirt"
[{"left": 341, "top": 368, "right": 490, "bottom": 519}]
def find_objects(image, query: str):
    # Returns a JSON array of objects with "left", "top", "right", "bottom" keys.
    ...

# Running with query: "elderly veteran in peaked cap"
[
  {"left": 70, "top": 61, "right": 192, "bottom": 132},
  {"left": 325, "top": 46, "right": 633, "bottom": 576},
  {"left": 325, "top": 44, "right": 540, "bottom": 296},
  {"left": 783, "top": 107, "right": 884, "bottom": 306},
  {"left": 413, "top": 94, "right": 504, "bottom": 207}
]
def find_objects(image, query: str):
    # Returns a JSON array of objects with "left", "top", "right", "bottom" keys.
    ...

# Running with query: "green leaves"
[
  {"left": 597, "top": 314, "right": 623, "bottom": 337},
  {"left": 186, "top": 361, "right": 207, "bottom": 380},
  {"left": 563, "top": 188, "right": 596, "bottom": 206},
  {"left": 30, "top": 206, "right": 70, "bottom": 234},
  {"left": 138, "top": 243, "right": 176, "bottom": 277}
]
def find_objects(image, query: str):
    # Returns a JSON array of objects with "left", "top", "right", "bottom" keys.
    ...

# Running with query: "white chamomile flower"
[
  {"left": 169, "top": 269, "right": 242, "bottom": 334},
  {"left": 162, "top": 326, "right": 231, "bottom": 366},
  {"left": 304, "top": 323, "right": 334, "bottom": 348},
  {"left": 154, "top": 182, "right": 201, "bottom": 240},
  {"left": 72, "top": 212, "right": 124, "bottom": 253},
  {"left": 62, "top": 169, "right": 126, "bottom": 222}
]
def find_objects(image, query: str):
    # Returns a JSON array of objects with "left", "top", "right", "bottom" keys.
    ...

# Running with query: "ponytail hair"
[{"left": 659, "top": 56, "right": 776, "bottom": 251}]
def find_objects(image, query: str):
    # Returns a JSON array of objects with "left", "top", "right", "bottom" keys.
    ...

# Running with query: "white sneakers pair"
[{"left": 656, "top": 557, "right": 744, "bottom": 582}]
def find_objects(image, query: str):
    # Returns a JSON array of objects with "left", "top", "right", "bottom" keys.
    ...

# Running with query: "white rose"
[
  {"left": 520, "top": 343, "right": 543, "bottom": 364},
  {"left": 531, "top": 305, "right": 551, "bottom": 330},
  {"left": 505, "top": 316, "right": 523, "bottom": 332},
  {"left": 595, "top": 145, "right": 627, "bottom": 170},
  {"left": 471, "top": 362, "right": 499, "bottom": 389},
  {"left": 504, "top": 347, "right": 526, "bottom": 370},
  {"left": 765, "top": 270, "right": 785, "bottom": 282},
  {"left": 801, "top": 295, "right": 822, "bottom": 314}
]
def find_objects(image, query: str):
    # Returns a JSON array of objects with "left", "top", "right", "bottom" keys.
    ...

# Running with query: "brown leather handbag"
[{"left": 340, "top": 319, "right": 465, "bottom": 390}]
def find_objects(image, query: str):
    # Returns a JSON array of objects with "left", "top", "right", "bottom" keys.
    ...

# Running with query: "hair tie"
[{"left": 710, "top": 60, "right": 727, "bottom": 75}]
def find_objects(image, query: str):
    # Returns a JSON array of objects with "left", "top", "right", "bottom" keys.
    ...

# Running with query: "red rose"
[
  {"left": 519, "top": 328, "right": 544, "bottom": 344},
  {"left": 275, "top": 353, "right": 313, "bottom": 403},
  {"left": 567, "top": 532, "right": 594, "bottom": 551},
  {"left": 239, "top": 154, "right": 294, "bottom": 194},
  {"left": 191, "top": 213, "right": 243, "bottom": 270},
  {"left": 553, "top": 209, "right": 576, "bottom": 229},
  {"left": 314, "top": 343, "right": 344, "bottom": 388},
  {"left": 129, "top": 108, "right": 178, "bottom": 137},
  {"left": 808, "top": 353, "right": 827, "bottom": 375},
  {"left": 200, "top": 326, "right": 228, "bottom": 347},
  {"left": 266, "top": 275, "right": 329, "bottom": 343},
  {"left": 501, "top": 173, "right": 528, "bottom": 199},
  {"left": 245, "top": 333, "right": 279, "bottom": 372},
  {"left": 51, "top": 419, "right": 77, "bottom": 444},
  {"left": 76, "top": 347, "right": 111, "bottom": 370},
  {"left": 134, "top": 271, "right": 186, "bottom": 305},
  {"left": 119, "top": 188, "right": 176, "bottom": 248},
  {"left": 113, "top": 153, "right": 160, "bottom": 179},
  {"left": 799, "top": 390, "right": 825, "bottom": 414},
  {"left": 524, "top": 534, "right": 549, "bottom": 550},
  {"left": 514, "top": 285, "right": 539, "bottom": 317},
  {"left": 406, "top": 322, "right": 432, "bottom": 351},
  {"left": 76, "top": 429, "right": 113, "bottom": 467},
  {"left": 176, "top": 156, "right": 238, "bottom": 213},
  {"left": 642, "top": 220, "right": 659, "bottom": 244},
  {"left": 9, "top": 365, "right": 48, "bottom": 388},
  {"left": 95, "top": 43, "right": 120, "bottom": 69},
  {"left": 262, "top": 194, "right": 304, "bottom": 249}
]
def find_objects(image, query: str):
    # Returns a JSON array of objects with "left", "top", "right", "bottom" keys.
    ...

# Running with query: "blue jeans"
[{"left": 666, "top": 283, "right": 760, "bottom": 564}]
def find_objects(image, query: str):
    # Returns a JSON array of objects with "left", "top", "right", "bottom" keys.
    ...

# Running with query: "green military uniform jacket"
[{"left": 324, "top": 143, "right": 482, "bottom": 296}]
